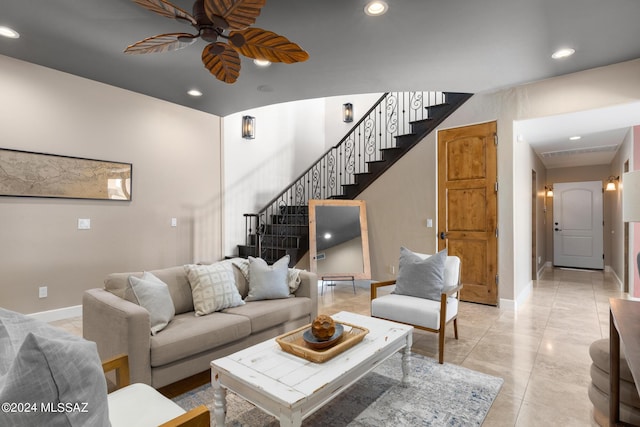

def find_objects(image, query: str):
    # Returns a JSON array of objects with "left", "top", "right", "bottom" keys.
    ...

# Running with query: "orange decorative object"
[{"left": 311, "top": 315, "right": 336, "bottom": 341}]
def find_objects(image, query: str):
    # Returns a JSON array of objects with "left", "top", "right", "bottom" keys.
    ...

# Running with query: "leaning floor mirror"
[{"left": 308, "top": 199, "right": 371, "bottom": 286}]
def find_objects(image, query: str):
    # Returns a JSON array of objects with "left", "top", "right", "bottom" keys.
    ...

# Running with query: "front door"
[
  {"left": 552, "top": 181, "right": 604, "bottom": 269},
  {"left": 438, "top": 121, "right": 498, "bottom": 305}
]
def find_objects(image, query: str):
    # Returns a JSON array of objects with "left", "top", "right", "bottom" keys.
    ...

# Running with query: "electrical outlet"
[
  {"left": 39, "top": 286, "right": 47, "bottom": 299},
  {"left": 78, "top": 218, "right": 91, "bottom": 230},
  {"left": 171, "top": 218, "right": 177, "bottom": 227}
]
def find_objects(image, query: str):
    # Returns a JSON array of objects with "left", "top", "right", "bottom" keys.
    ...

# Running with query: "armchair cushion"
[
  {"left": 0, "top": 308, "right": 110, "bottom": 427},
  {"left": 107, "top": 383, "right": 186, "bottom": 427},
  {"left": 129, "top": 272, "right": 175, "bottom": 335},
  {"left": 371, "top": 294, "right": 459, "bottom": 330},
  {"left": 393, "top": 247, "right": 447, "bottom": 301}
]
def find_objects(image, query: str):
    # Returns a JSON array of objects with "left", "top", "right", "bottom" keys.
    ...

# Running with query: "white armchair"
[
  {"left": 103, "top": 354, "right": 209, "bottom": 427},
  {"left": 370, "top": 252, "right": 462, "bottom": 364}
]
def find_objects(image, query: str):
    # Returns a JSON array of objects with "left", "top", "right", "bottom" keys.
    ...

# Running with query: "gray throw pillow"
[
  {"left": 246, "top": 255, "right": 291, "bottom": 301},
  {"left": 128, "top": 272, "right": 175, "bottom": 335},
  {"left": 393, "top": 247, "right": 447, "bottom": 301},
  {"left": 0, "top": 308, "right": 110, "bottom": 427}
]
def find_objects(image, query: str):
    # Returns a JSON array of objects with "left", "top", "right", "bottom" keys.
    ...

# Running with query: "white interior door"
[{"left": 553, "top": 181, "right": 604, "bottom": 269}]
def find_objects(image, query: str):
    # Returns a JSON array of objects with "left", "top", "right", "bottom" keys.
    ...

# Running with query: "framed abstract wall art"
[{"left": 0, "top": 148, "right": 132, "bottom": 201}]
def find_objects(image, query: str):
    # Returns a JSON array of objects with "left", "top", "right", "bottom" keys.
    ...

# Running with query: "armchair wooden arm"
[
  {"left": 370, "top": 280, "right": 397, "bottom": 300},
  {"left": 102, "top": 354, "right": 130, "bottom": 390},
  {"left": 158, "top": 406, "right": 209, "bottom": 427}
]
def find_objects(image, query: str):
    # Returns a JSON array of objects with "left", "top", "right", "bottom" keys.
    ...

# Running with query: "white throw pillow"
[
  {"left": 128, "top": 272, "right": 175, "bottom": 335},
  {"left": 186, "top": 262, "right": 245, "bottom": 316},
  {"left": 245, "top": 255, "right": 291, "bottom": 301}
]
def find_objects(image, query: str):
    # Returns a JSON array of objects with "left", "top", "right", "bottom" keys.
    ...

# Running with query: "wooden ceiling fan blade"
[
  {"left": 132, "top": 0, "right": 197, "bottom": 25},
  {"left": 202, "top": 42, "right": 241, "bottom": 84},
  {"left": 231, "top": 28, "right": 309, "bottom": 64},
  {"left": 124, "top": 33, "right": 198, "bottom": 54},
  {"left": 204, "top": 0, "right": 266, "bottom": 30}
]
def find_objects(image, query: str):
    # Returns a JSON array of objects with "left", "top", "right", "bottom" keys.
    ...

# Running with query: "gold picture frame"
[{"left": 0, "top": 148, "right": 132, "bottom": 201}]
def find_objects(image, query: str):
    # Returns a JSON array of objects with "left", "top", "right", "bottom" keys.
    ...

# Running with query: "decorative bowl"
[{"left": 303, "top": 323, "right": 344, "bottom": 349}]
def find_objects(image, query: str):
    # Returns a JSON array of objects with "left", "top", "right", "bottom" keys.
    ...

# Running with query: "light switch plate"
[
  {"left": 78, "top": 218, "right": 91, "bottom": 230},
  {"left": 171, "top": 218, "right": 177, "bottom": 227},
  {"left": 426, "top": 219, "right": 433, "bottom": 228}
]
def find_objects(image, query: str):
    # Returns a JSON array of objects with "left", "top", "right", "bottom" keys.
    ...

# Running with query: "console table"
[{"left": 609, "top": 298, "right": 640, "bottom": 426}]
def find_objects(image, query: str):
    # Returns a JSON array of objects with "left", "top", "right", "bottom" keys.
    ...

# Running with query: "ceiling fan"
[{"left": 125, "top": 0, "right": 309, "bottom": 83}]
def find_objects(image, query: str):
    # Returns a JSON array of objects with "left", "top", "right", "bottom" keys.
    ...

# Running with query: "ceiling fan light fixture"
[
  {"left": 187, "top": 89, "right": 203, "bottom": 97},
  {"left": 364, "top": 1, "right": 388, "bottom": 16},
  {"left": 552, "top": 47, "right": 575, "bottom": 59},
  {"left": 253, "top": 59, "right": 271, "bottom": 67},
  {"left": 0, "top": 26, "right": 19, "bottom": 39}
]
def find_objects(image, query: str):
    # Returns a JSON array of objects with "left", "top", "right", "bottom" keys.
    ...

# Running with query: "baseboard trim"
[
  {"left": 27, "top": 305, "right": 82, "bottom": 323},
  {"left": 501, "top": 280, "right": 533, "bottom": 311}
]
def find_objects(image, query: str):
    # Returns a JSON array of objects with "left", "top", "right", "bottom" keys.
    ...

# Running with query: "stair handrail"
[
  {"left": 243, "top": 91, "right": 449, "bottom": 261},
  {"left": 251, "top": 92, "right": 389, "bottom": 216}
]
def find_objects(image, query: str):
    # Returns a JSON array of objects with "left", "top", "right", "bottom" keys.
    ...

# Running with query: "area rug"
[{"left": 173, "top": 353, "right": 503, "bottom": 426}]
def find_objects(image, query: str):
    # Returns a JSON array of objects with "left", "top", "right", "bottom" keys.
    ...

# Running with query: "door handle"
[
  {"left": 440, "top": 232, "right": 447, "bottom": 240},
  {"left": 554, "top": 228, "right": 562, "bottom": 231}
]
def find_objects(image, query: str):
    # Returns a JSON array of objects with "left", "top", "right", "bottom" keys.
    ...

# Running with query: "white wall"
[
  {"left": 323, "top": 93, "right": 385, "bottom": 151},
  {"left": 223, "top": 99, "right": 327, "bottom": 256},
  {"left": 0, "top": 54, "right": 223, "bottom": 314}
]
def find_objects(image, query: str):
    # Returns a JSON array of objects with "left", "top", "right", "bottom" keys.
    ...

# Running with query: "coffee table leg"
[
  {"left": 401, "top": 333, "right": 412, "bottom": 386},
  {"left": 279, "top": 409, "right": 302, "bottom": 427},
  {"left": 212, "top": 370, "right": 227, "bottom": 426}
]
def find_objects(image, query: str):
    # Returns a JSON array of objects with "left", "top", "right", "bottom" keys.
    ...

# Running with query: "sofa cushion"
[
  {"left": 104, "top": 266, "right": 194, "bottom": 315},
  {"left": 0, "top": 308, "right": 110, "bottom": 427},
  {"left": 129, "top": 272, "right": 175, "bottom": 335},
  {"left": 246, "top": 255, "right": 291, "bottom": 301},
  {"left": 186, "top": 262, "right": 245, "bottom": 316},
  {"left": 223, "top": 297, "right": 312, "bottom": 334},
  {"left": 149, "top": 312, "right": 251, "bottom": 367}
]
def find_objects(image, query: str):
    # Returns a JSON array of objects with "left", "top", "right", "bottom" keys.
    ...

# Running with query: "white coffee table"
[{"left": 210, "top": 311, "right": 413, "bottom": 427}]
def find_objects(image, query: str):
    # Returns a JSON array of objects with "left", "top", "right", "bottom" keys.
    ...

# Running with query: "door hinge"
[
  {"left": 495, "top": 274, "right": 499, "bottom": 285},
  {"left": 494, "top": 182, "right": 499, "bottom": 192},
  {"left": 494, "top": 134, "right": 498, "bottom": 146},
  {"left": 495, "top": 228, "right": 499, "bottom": 238}
]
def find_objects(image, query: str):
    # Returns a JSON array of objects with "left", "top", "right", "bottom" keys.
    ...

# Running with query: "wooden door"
[
  {"left": 552, "top": 181, "right": 604, "bottom": 269},
  {"left": 438, "top": 121, "right": 498, "bottom": 305}
]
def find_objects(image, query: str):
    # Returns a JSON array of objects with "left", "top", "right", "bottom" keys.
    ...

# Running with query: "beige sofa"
[{"left": 83, "top": 260, "right": 318, "bottom": 388}]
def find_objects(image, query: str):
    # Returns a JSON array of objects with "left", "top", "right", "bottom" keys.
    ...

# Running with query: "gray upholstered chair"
[{"left": 370, "top": 251, "right": 462, "bottom": 364}]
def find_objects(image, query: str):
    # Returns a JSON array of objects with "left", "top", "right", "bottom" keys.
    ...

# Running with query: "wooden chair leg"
[
  {"left": 438, "top": 327, "right": 445, "bottom": 364},
  {"left": 453, "top": 318, "right": 459, "bottom": 339}
]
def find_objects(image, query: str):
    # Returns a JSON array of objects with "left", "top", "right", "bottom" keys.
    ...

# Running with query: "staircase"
[{"left": 238, "top": 91, "right": 473, "bottom": 266}]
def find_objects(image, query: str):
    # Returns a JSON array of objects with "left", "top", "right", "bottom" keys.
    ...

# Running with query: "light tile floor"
[{"left": 51, "top": 267, "right": 626, "bottom": 426}]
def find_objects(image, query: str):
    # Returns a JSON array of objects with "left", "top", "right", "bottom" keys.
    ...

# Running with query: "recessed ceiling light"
[
  {"left": 569, "top": 135, "right": 581, "bottom": 141},
  {"left": 0, "top": 26, "right": 20, "bottom": 39},
  {"left": 551, "top": 48, "right": 575, "bottom": 59},
  {"left": 187, "top": 89, "right": 202, "bottom": 97},
  {"left": 253, "top": 59, "right": 271, "bottom": 67},
  {"left": 324, "top": 233, "right": 332, "bottom": 240},
  {"left": 364, "top": 1, "right": 388, "bottom": 16}
]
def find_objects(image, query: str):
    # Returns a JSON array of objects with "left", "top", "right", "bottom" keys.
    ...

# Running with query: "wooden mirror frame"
[{"left": 308, "top": 199, "right": 371, "bottom": 280}]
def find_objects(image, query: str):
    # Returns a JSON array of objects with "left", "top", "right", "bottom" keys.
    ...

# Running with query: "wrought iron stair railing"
[{"left": 239, "top": 91, "right": 472, "bottom": 265}]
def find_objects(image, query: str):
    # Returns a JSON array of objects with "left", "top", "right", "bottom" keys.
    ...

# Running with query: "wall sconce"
[
  {"left": 242, "top": 115, "right": 255, "bottom": 139},
  {"left": 342, "top": 103, "right": 353, "bottom": 123},
  {"left": 606, "top": 175, "right": 619, "bottom": 191},
  {"left": 545, "top": 185, "right": 554, "bottom": 197}
]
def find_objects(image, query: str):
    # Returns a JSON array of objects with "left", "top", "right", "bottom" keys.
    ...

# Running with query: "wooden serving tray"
[{"left": 276, "top": 321, "right": 369, "bottom": 363}]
